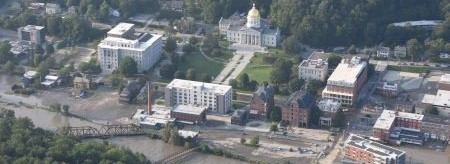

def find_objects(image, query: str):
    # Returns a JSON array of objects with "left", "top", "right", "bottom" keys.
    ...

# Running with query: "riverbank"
[{"left": 0, "top": 103, "right": 247, "bottom": 164}]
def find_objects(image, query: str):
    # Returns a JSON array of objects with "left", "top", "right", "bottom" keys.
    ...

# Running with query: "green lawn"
[
  {"left": 268, "top": 47, "right": 291, "bottom": 59},
  {"left": 232, "top": 101, "right": 248, "bottom": 109},
  {"left": 239, "top": 53, "right": 273, "bottom": 84},
  {"left": 177, "top": 52, "right": 224, "bottom": 80}
]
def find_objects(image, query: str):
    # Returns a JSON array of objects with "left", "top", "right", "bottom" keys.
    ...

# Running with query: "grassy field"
[
  {"left": 239, "top": 53, "right": 273, "bottom": 84},
  {"left": 177, "top": 52, "right": 224, "bottom": 80},
  {"left": 268, "top": 47, "right": 291, "bottom": 59},
  {"left": 232, "top": 101, "right": 248, "bottom": 109}
]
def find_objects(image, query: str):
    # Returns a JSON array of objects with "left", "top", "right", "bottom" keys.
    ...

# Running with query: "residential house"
[
  {"left": 376, "top": 46, "right": 390, "bottom": 58},
  {"left": 45, "top": 3, "right": 61, "bottom": 15},
  {"left": 394, "top": 46, "right": 407, "bottom": 58}
]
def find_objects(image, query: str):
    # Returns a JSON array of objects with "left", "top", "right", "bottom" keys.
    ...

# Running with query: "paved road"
[{"left": 369, "top": 59, "right": 449, "bottom": 68}]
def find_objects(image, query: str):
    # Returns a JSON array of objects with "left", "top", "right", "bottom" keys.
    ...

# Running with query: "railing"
[{"left": 63, "top": 124, "right": 146, "bottom": 139}]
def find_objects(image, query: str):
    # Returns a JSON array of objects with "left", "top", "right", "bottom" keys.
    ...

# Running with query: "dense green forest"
[
  {"left": 268, "top": 0, "right": 446, "bottom": 47},
  {"left": 4, "top": 0, "right": 450, "bottom": 49},
  {"left": 0, "top": 109, "right": 149, "bottom": 164},
  {"left": 199, "top": 0, "right": 450, "bottom": 48}
]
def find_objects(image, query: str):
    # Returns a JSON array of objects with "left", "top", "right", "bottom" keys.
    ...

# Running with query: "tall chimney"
[{"left": 147, "top": 82, "right": 152, "bottom": 115}]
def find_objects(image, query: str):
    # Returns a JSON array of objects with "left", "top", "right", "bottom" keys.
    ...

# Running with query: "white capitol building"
[{"left": 219, "top": 4, "right": 280, "bottom": 47}]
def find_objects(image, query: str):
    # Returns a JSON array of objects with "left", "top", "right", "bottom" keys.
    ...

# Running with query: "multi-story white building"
[
  {"left": 98, "top": 23, "right": 162, "bottom": 73},
  {"left": 165, "top": 79, "right": 233, "bottom": 114},
  {"left": 18, "top": 25, "right": 45, "bottom": 45},
  {"left": 218, "top": 3, "right": 280, "bottom": 47},
  {"left": 322, "top": 56, "right": 368, "bottom": 106},
  {"left": 298, "top": 51, "right": 329, "bottom": 82}
]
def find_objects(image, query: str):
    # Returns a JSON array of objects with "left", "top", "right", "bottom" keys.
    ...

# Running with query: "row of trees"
[
  {"left": 198, "top": 0, "right": 273, "bottom": 24},
  {"left": 35, "top": 0, "right": 160, "bottom": 19},
  {"left": 0, "top": 108, "right": 149, "bottom": 164}
]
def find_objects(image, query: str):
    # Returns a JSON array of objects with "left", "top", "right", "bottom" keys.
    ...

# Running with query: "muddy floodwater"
[{"left": 3, "top": 105, "right": 247, "bottom": 163}]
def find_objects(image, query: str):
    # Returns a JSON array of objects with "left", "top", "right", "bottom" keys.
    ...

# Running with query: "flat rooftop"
[
  {"left": 422, "top": 90, "right": 450, "bottom": 107},
  {"left": 308, "top": 51, "right": 329, "bottom": 60},
  {"left": 345, "top": 134, "right": 406, "bottom": 158},
  {"left": 21, "top": 25, "right": 44, "bottom": 31},
  {"left": 107, "top": 23, "right": 135, "bottom": 36},
  {"left": 299, "top": 59, "right": 328, "bottom": 69},
  {"left": 317, "top": 99, "right": 341, "bottom": 113},
  {"left": 422, "top": 115, "right": 450, "bottom": 125},
  {"left": 167, "top": 79, "right": 232, "bottom": 95},
  {"left": 373, "top": 110, "right": 423, "bottom": 130},
  {"left": 327, "top": 56, "right": 367, "bottom": 87},
  {"left": 172, "top": 104, "right": 206, "bottom": 115},
  {"left": 440, "top": 74, "right": 450, "bottom": 84},
  {"left": 98, "top": 33, "right": 162, "bottom": 51},
  {"left": 392, "top": 20, "right": 442, "bottom": 27}
]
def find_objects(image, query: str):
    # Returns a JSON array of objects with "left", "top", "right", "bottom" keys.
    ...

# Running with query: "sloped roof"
[
  {"left": 254, "top": 85, "right": 274, "bottom": 103},
  {"left": 284, "top": 91, "right": 315, "bottom": 108}
]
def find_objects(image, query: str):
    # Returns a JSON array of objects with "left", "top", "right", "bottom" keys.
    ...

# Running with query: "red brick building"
[
  {"left": 344, "top": 134, "right": 406, "bottom": 164},
  {"left": 249, "top": 84, "right": 274, "bottom": 119},
  {"left": 282, "top": 91, "right": 315, "bottom": 128},
  {"left": 373, "top": 110, "right": 423, "bottom": 142},
  {"left": 438, "top": 74, "right": 450, "bottom": 91}
]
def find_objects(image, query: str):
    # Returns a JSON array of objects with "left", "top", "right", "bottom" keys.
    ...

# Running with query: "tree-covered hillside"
[{"left": 268, "top": 0, "right": 445, "bottom": 47}]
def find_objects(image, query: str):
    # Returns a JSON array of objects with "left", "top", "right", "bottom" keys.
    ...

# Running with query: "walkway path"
[
  {"left": 318, "top": 134, "right": 343, "bottom": 164},
  {"left": 212, "top": 44, "right": 266, "bottom": 85}
]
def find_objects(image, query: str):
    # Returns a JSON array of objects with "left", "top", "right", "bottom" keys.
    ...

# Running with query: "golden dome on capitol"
[{"left": 247, "top": 3, "right": 260, "bottom": 18}]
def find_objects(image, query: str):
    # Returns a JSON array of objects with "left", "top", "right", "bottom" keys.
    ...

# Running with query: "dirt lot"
[
  {"left": 188, "top": 114, "right": 330, "bottom": 163},
  {"left": 51, "top": 47, "right": 96, "bottom": 68}
]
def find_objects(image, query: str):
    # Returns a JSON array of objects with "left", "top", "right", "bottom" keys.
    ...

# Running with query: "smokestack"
[{"left": 147, "top": 82, "right": 152, "bottom": 115}]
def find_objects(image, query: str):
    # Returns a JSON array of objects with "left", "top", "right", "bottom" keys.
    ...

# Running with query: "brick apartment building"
[
  {"left": 322, "top": 56, "right": 368, "bottom": 106},
  {"left": 249, "top": 84, "right": 274, "bottom": 119},
  {"left": 376, "top": 82, "right": 399, "bottom": 97},
  {"left": 438, "top": 74, "right": 450, "bottom": 91},
  {"left": 282, "top": 91, "right": 315, "bottom": 128},
  {"left": 373, "top": 110, "right": 423, "bottom": 142},
  {"left": 344, "top": 134, "right": 406, "bottom": 164}
]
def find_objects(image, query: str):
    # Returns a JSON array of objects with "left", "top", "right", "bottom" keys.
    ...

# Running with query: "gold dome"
[{"left": 247, "top": 3, "right": 260, "bottom": 18}]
